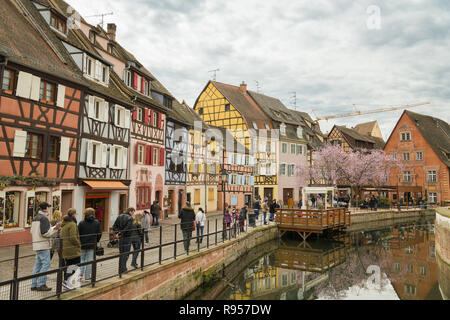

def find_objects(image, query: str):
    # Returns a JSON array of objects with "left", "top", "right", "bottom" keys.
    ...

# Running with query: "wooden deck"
[{"left": 274, "top": 208, "right": 351, "bottom": 240}]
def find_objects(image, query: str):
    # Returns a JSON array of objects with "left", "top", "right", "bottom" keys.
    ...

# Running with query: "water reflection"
[{"left": 217, "top": 218, "right": 442, "bottom": 300}]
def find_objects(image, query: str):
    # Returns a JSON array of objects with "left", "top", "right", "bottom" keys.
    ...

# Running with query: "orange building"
[{"left": 384, "top": 110, "right": 450, "bottom": 204}]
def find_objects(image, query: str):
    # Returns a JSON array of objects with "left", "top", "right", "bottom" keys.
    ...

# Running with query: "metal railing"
[{"left": 0, "top": 213, "right": 271, "bottom": 300}]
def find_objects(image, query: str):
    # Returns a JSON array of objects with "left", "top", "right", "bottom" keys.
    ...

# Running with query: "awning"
[{"left": 83, "top": 180, "right": 128, "bottom": 191}]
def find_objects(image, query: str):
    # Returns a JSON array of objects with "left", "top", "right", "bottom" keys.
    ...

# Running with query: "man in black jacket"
[
  {"left": 78, "top": 208, "right": 102, "bottom": 282},
  {"left": 178, "top": 202, "right": 195, "bottom": 253},
  {"left": 113, "top": 207, "right": 135, "bottom": 273}
]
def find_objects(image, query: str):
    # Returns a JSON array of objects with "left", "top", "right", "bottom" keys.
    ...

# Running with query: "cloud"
[{"left": 70, "top": 0, "right": 450, "bottom": 140}]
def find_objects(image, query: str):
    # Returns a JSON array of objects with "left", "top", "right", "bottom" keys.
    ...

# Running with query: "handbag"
[{"left": 96, "top": 245, "right": 104, "bottom": 256}]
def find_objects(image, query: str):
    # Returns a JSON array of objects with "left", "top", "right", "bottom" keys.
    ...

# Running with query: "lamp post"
[{"left": 222, "top": 167, "right": 228, "bottom": 240}]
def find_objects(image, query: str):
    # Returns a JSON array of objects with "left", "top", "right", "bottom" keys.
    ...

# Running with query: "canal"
[{"left": 189, "top": 216, "right": 443, "bottom": 300}]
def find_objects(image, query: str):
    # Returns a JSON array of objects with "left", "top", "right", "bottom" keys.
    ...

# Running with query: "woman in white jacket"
[{"left": 195, "top": 208, "right": 206, "bottom": 244}]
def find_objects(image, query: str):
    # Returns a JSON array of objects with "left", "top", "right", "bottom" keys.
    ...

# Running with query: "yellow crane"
[{"left": 312, "top": 102, "right": 430, "bottom": 122}]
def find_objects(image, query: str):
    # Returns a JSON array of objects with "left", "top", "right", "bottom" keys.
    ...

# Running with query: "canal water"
[{"left": 193, "top": 217, "right": 443, "bottom": 300}]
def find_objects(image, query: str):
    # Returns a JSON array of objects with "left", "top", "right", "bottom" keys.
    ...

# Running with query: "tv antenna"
[
  {"left": 86, "top": 12, "right": 114, "bottom": 28},
  {"left": 289, "top": 92, "right": 297, "bottom": 110},
  {"left": 208, "top": 68, "right": 220, "bottom": 81},
  {"left": 255, "top": 81, "right": 261, "bottom": 93}
]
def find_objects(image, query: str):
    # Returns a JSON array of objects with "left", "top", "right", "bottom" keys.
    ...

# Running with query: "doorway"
[
  {"left": 264, "top": 188, "right": 273, "bottom": 203},
  {"left": 119, "top": 194, "right": 127, "bottom": 215},
  {"left": 61, "top": 191, "right": 73, "bottom": 215},
  {"left": 244, "top": 194, "right": 252, "bottom": 207},
  {"left": 85, "top": 197, "right": 108, "bottom": 232},
  {"left": 283, "top": 188, "right": 294, "bottom": 208},
  {"left": 168, "top": 190, "right": 174, "bottom": 214},
  {"left": 178, "top": 190, "right": 184, "bottom": 214}
]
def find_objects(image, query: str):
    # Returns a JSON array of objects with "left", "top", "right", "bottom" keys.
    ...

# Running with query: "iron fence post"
[
  {"left": 56, "top": 237, "right": 63, "bottom": 298},
  {"left": 92, "top": 241, "right": 97, "bottom": 288},
  {"left": 207, "top": 220, "right": 209, "bottom": 248},
  {"left": 215, "top": 219, "right": 218, "bottom": 245},
  {"left": 10, "top": 244, "right": 19, "bottom": 300},
  {"left": 174, "top": 223, "right": 177, "bottom": 260},
  {"left": 141, "top": 231, "right": 145, "bottom": 271},
  {"left": 159, "top": 225, "right": 162, "bottom": 264}
]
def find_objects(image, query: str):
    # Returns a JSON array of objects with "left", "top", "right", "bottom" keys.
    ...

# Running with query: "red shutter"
[
  {"left": 160, "top": 148, "right": 165, "bottom": 166},
  {"left": 144, "top": 108, "right": 149, "bottom": 123},
  {"left": 133, "top": 72, "right": 138, "bottom": 90},
  {"left": 132, "top": 107, "right": 137, "bottom": 121},
  {"left": 150, "top": 110, "right": 154, "bottom": 126},
  {"left": 149, "top": 146, "right": 154, "bottom": 165},
  {"left": 145, "top": 145, "right": 150, "bottom": 165},
  {"left": 158, "top": 113, "right": 162, "bottom": 128},
  {"left": 135, "top": 143, "right": 139, "bottom": 164},
  {"left": 141, "top": 77, "right": 146, "bottom": 94}
]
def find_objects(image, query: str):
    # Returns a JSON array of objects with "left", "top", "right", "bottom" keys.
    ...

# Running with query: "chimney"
[
  {"left": 107, "top": 23, "right": 116, "bottom": 41},
  {"left": 239, "top": 81, "right": 247, "bottom": 92}
]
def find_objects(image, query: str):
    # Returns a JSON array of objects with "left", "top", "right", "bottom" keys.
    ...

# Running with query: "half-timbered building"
[
  {"left": 327, "top": 123, "right": 385, "bottom": 153},
  {"left": 23, "top": 0, "right": 135, "bottom": 231},
  {"left": 193, "top": 81, "right": 277, "bottom": 204},
  {"left": 0, "top": 0, "right": 87, "bottom": 244}
]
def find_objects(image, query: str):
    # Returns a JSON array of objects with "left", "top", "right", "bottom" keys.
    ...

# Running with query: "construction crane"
[{"left": 311, "top": 102, "right": 430, "bottom": 122}]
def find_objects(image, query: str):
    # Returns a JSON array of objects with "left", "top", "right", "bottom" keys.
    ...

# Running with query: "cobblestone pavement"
[{"left": 0, "top": 212, "right": 271, "bottom": 300}]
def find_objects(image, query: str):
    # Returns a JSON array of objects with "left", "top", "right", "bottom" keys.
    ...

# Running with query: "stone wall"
[
  {"left": 350, "top": 208, "right": 435, "bottom": 225},
  {"left": 62, "top": 225, "right": 278, "bottom": 300},
  {"left": 436, "top": 207, "right": 450, "bottom": 300}
]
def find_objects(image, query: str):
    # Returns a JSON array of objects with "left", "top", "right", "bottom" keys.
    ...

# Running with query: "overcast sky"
[{"left": 70, "top": 0, "right": 450, "bottom": 140}]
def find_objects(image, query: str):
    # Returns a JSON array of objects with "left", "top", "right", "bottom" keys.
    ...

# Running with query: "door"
[
  {"left": 283, "top": 188, "right": 294, "bottom": 208},
  {"left": 168, "top": 190, "right": 174, "bottom": 214},
  {"left": 85, "top": 198, "right": 107, "bottom": 232},
  {"left": 61, "top": 191, "right": 73, "bottom": 215},
  {"left": 244, "top": 195, "right": 251, "bottom": 207},
  {"left": 119, "top": 194, "right": 127, "bottom": 216},
  {"left": 264, "top": 188, "right": 273, "bottom": 203},
  {"left": 178, "top": 189, "right": 184, "bottom": 214}
]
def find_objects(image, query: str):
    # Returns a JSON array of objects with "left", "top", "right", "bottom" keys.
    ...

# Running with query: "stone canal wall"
[
  {"left": 62, "top": 225, "right": 278, "bottom": 300},
  {"left": 349, "top": 208, "right": 435, "bottom": 225},
  {"left": 436, "top": 207, "right": 450, "bottom": 300}
]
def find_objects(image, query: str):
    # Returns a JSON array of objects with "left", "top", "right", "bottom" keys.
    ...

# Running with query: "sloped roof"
[
  {"left": 247, "top": 90, "right": 298, "bottom": 126},
  {"left": 353, "top": 120, "right": 378, "bottom": 136},
  {"left": 405, "top": 110, "right": 450, "bottom": 167},
  {"left": 0, "top": 0, "right": 84, "bottom": 85},
  {"left": 334, "top": 125, "right": 385, "bottom": 150}
]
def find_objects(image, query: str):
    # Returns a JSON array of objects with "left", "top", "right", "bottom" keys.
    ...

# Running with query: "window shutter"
[
  {"left": 124, "top": 109, "right": 130, "bottom": 129},
  {"left": 260, "top": 165, "right": 266, "bottom": 176},
  {"left": 16, "top": 71, "right": 33, "bottom": 99},
  {"left": 135, "top": 144, "right": 139, "bottom": 164},
  {"left": 189, "top": 161, "right": 193, "bottom": 173},
  {"left": 272, "top": 164, "right": 277, "bottom": 176},
  {"left": 150, "top": 110, "right": 154, "bottom": 126},
  {"left": 136, "top": 75, "right": 141, "bottom": 92},
  {"left": 271, "top": 141, "right": 276, "bottom": 153},
  {"left": 56, "top": 85, "right": 66, "bottom": 108},
  {"left": 216, "top": 163, "right": 220, "bottom": 174},
  {"left": 59, "top": 137, "right": 70, "bottom": 162},
  {"left": 120, "top": 107, "right": 126, "bottom": 128},
  {"left": 133, "top": 72, "right": 138, "bottom": 90},
  {"left": 158, "top": 113, "right": 162, "bottom": 128},
  {"left": 228, "top": 153, "right": 233, "bottom": 165},
  {"left": 101, "top": 144, "right": 108, "bottom": 168},
  {"left": 160, "top": 148, "right": 165, "bottom": 166},
  {"left": 13, "top": 130, "right": 27, "bottom": 157},
  {"left": 95, "top": 61, "right": 102, "bottom": 81},
  {"left": 114, "top": 105, "right": 119, "bottom": 126},
  {"left": 249, "top": 156, "right": 254, "bottom": 166},
  {"left": 30, "top": 76, "right": 41, "bottom": 101},
  {"left": 228, "top": 174, "right": 233, "bottom": 185},
  {"left": 236, "top": 154, "right": 241, "bottom": 165},
  {"left": 132, "top": 107, "right": 137, "bottom": 121},
  {"left": 86, "top": 140, "right": 93, "bottom": 167},
  {"left": 141, "top": 77, "right": 145, "bottom": 94},
  {"left": 88, "top": 96, "right": 95, "bottom": 118},
  {"left": 122, "top": 147, "right": 128, "bottom": 170},
  {"left": 250, "top": 176, "right": 255, "bottom": 186},
  {"left": 144, "top": 108, "right": 149, "bottom": 123},
  {"left": 149, "top": 146, "right": 154, "bottom": 165},
  {"left": 146, "top": 145, "right": 152, "bottom": 165},
  {"left": 101, "top": 101, "right": 109, "bottom": 122},
  {"left": 109, "top": 145, "right": 116, "bottom": 168}
]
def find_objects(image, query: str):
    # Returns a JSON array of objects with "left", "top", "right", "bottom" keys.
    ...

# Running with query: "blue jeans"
[
  {"left": 144, "top": 231, "right": 149, "bottom": 244},
  {"left": 263, "top": 211, "right": 267, "bottom": 224},
  {"left": 196, "top": 225, "right": 204, "bottom": 243},
  {"left": 119, "top": 237, "right": 132, "bottom": 273},
  {"left": 131, "top": 240, "right": 140, "bottom": 266},
  {"left": 80, "top": 249, "right": 94, "bottom": 281},
  {"left": 269, "top": 212, "right": 274, "bottom": 221},
  {"left": 32, "top": 250, "right": 51, "bottom": 288},
  {"left": 254, "top": 209, "right": 259, "bottom": 220}
]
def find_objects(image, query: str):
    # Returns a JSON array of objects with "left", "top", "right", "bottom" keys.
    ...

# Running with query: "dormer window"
[
  {"left": 264, "top": 124, "right": 270, "bottom": 131},
  {"left": 252, "top": 122, "right": 258, "bottom": 130},
  {"left": 89, "top": 30, "right": 96, "bottom": 43},
  {"left": 107, "top": 43, "right": 114, "bottom": 54},
  {"left": 280, "top": 123, "right": 286, "bottom": 136},
  {"left": 84, "top": 54, "right": 109, "bottom": 85},
  {"left": 50, "top": 12, "right": 66, "bottom": 34},
  {"left": 297, "top": 126, "right": 303, "bottom": 138},
  {"left": 124, "top": 69, "right": 132, "bottom": 87}
]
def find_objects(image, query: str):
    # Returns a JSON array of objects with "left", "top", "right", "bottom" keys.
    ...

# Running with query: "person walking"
[
  {"left": 224, "top": 207, "right": 232, "bottom": 229},
  {"left": 78, "top": 207, "right": 102, "bottom": 283},
  {"left": 61, "top": 208, "right": 81, "bottom": 290},
  {"left": 151, "top": 200, "right": 162, "bottom": 226},
  {"left": 195, "top": 208, "right": 206, "bottom": 244},
  {"left": 269, "top": 200, "right": 277, "bottom": 222},
  {"left": 179, "top": 202, "right": 195, "bottom": 253},
  {"left": 31, "top": 202, "right": 60, "bottom": 292},
  {"left": 50, "top": 210, "right": 63, "bottom": 261},
  {"left": 130, "top": 213, "right": 143, "bottom": 269},
  {"left": 142, "top": 210, "right": 151, "bottom": 246},
  {"left": 239, "top": 205, "right": 248, "bottom": 232},
  {"left": 311, "top": 195, "right": 316, "bottom": 208},
  {"left": 253, "top": 197, "right": 261, "bottom": 222},
  {"left": 261, "top": 199, "right": 268, "bottom": 225},
  {"left": 113, "top": 207, "right": 135, "bottom": 274}
]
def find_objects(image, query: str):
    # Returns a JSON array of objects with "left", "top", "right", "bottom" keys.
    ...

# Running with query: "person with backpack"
[
  {"left": 130, "top": 213, "right": 144, "bottom": 269},
  {"left": 61, "top": 208, "right": 81, "bottom": 290},
  {"left": 195, "top": 208, "right": 206, "bottom": 244},
  {"left": 179, "top": 202, "right": 195, "bottom": 253},
  {"left": 113, "top": 207, "right": 135, "bottom": 273},
  {"left": 78, "top": 207, "right": 102, "bottom": 283},
  {"left": 261, "top": 199, "right": 269, "bottom": 225},
  {"left": 142, "top": 210, "right": 151, "bottom": 245},
  {"left": 239, "top": 205, "right": 248, "bottom": 232},
  {"left": 253, "top": 198, "right": 261, "bottom": 222}
]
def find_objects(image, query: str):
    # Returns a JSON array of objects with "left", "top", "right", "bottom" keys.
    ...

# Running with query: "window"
[
  {"left": 392, "top": 153, "right": 397, "bottom": 160},
  {"left": 50, "top": 12, "right": 66, "bottom": 33},
  {"left": 209, "top": 164, "right": 216, "bottom": 174},
  {"left": 416, "top": 152, "right": 423, "bottom": 161},
  {"left": 401, "top": 132, "right": 411, "bottom": 141},
  {"left": 296, "top": 145, "right": 302, "bottom": 155},
  {"left": 403, "top": 153, "right": 410, "bottom": 161},
  {"left": 39, "top": 80, "right": 55, "bottom": 104},
  {"left": 427, "top": 170, "right": 437, "bottom": 182},
  {"left": 394, "top": 263, "right": 400, "bottom": 271},
  {"left": 279, "top": 164, "right": 286, "bottom": 176},
  {"left": 403, "top": 171, "right": 411, "bottom": 182},
  {"left": 153, "top": 112, "right": 158, "bottom": 127},
  {"left": 430, "top": 244, "right": 436, "bottom": 257},
  {"left": 407, "top": 264, "right": 414, "bottom": 273},
  {"left": 137, "top": 144, "right": 145, "bottom": 164},
  {"left": 252, "top": 122, "right": 258, "bottom": 130},
  {"left": 225, "top": 104, "right": 230, "bottom": 112},
  {"left": 85, "top": 56, "right": 94, "bottom": 78},
  {"left": 282, "top": 143, "right": 287, "bottom": 154},
  {"left": 89, "top": 30, "right": 95, "bottom": 43},
  {"left": 153, "top": 147, "right": 159, "bottom": 166},
  {"left": 198, "top": 108, "right": 203, "bottom": 115},
  {"left": 102, "top": 66, "right": 108, "bottom": 83},
  {"left": 124, "top": 70, "right": 132, "bottom": 87},
  {"left": 2, "top": 68, "right": 14, "bottom": 93},
  {"left": 25, "top": 133, "right": 43, "bottom": 159},
  {"left": 404, "top": 284, "right": 416, "bottom": 296},
  {"left": 1, "top": 191, "right": 20, "bottom": 229},
  {"left": 290, "top": 144, "right": 296, "bottom": 155},
  {"left": 136, "top": 107, "right": 143, "bottom": 122},
  {"left": 291, "top": 272, "right": 296, "bottom": 284},
  {"left": 280, "top": 124, "right": 286, "bottom": 136},
  {"left": 208, "top": 188, "right": 214, "bottom": 201},
  {"left": 264, "top": 124, "right": 270, "bottom": 131},
  {"left": 244, "top": 175, "right": 250, "bottom": 185},
  {"left": 297, "top": 127, "right": 303, "bottom": 138},
  {"left": 194, "top": 189, "right": 200, "bottom": 205},
  {"left": 429, "top": 192, "right": 437, "bottom": 204},
  {"left": 282, "top": 274, "right": 288, "bottom": 286},
  {"left": 48, "top": 136, "right": 60, "bottom": 160},
  {"left": 266, "top": 163, "right": 272, "bottom": 175},
  {"left": 287, "top": 164, "right": 294, "bottom": 177},
  {"left": 92, "top": 143, "right": 98, "bottom": 166},
  {"left": 406, "top": 246, "right": 413, "bottom": 254},
  {"left": 420, "top": 266, "right": 426, "bottom": 276},
  {"left": 231, "top": 174, "right": 237, "bottom": 185}
]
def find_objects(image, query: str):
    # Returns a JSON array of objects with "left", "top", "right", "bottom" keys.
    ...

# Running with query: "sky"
[{"left": 70, "top": 0, "right": 450, "bottom": 140}]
